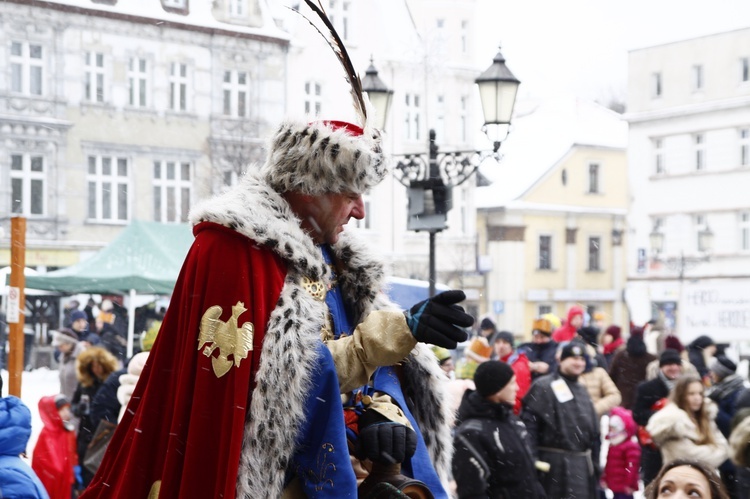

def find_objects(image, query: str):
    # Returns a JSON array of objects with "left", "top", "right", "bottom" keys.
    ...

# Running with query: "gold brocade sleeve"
[
  {"left": 365, "top": 392, "right": 413, "bottom": 428},
  {"left": 325, "top": 310, "right": 417, "bottom": 393}
]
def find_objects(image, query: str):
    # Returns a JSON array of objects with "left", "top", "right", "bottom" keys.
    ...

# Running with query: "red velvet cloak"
[{"left": 81, "top": 222, "right": 286, "bottom": 498}]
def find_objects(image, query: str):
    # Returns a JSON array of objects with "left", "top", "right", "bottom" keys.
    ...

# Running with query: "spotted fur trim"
[
  {"left": 189, "top": 172, "right": 452, "bottom": 497},
  {"left": 260, "top": 120, "right": 387, "bottom": 195}
]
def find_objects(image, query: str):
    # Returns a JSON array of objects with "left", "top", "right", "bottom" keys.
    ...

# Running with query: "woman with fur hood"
[
  {"left": 647, "top": 375, "right": 729, "bottom": 470},
  {"left": 71, "top": 346, "right": 118, "bottom": 488}
]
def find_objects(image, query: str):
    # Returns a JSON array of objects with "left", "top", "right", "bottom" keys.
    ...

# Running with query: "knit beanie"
[
  {"left": 663, "top": 335, "right": 684, "bottom": 353},
  {"left": 560, "top": 341, "right": 587, "bottom": 361},
  {"left": 659, "top": 348, "right": 682, "bottom": 367},
  {"left": 70, "top": 310, "right": 88, "bottom": 322},
  {"left": 493, "top": 331, "right": 515, "bottom": 346},
  {"left": 605, "top": 325, "right": 622, "bottom": 340},
  {"left": 474, "top": 360, "right": 515, "bottom": 397},
  {"left": 709, "top": 355, "right": 737, "bottom": 379},
  {"left": 480, "top": 318, "right": 496, "bottom": 331}
]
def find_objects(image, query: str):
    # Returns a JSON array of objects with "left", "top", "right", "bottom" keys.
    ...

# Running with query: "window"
[
  {"left": 741, "top": 212, "right": 750, "bottom": 251},
  {"left": 654, "top": 138, "right": 665, "bottom": 174},
  {"left": 87, "top": 155, "right": 129, "bottom": 221},
  {"left": 327, "top": 0, "right": 351, "bottom": 40},
  {"left": 223, "top": 70, "right": 250, "bottom": 117},
  {"left": 352, "top": 194, "right": 371, "bottom": 230},
  {"left": 741, "top": 57, "right": 749, "bottom": 83},
  {"left": 538, "top": 304, "right": 552, "bottom": 316},
  {"left": 588, "top": 236, "right": 601, "bottom": 271},
  {"left": 588, "top": 163, "right": 600, "bottom": 193},
  {"left": 694, "top": 214, "right": 707, "bottom": 252},
  {"left": 10, "top": 41, "right": 43, "bottom": 96},
  {"left": 695, "top": 134, "right": 705, "bottom": 171},
  {"left": 304, "top": 81, "right": 322, "bottom": 116},
  {"left": 435, "top": 94, "right": 445, "bottom": 142},
  {"left": 228, "top": 0, "right": 245, "bottom": 17},
  {"left": 163, "top": 0, "right": 186, "bottom": 7},
  {"left": 128, "top": 57, "right": 149, "bottom": 107},
  {"left": 169, "top": 62, "right": 189, "bottom": 112},
  {"left": 153, "top": 160, "right": 191, "bottom": 222},
  {"left": 692, "top": 64, "right": 703, "bottom": 91},
  {"left": 561, "top": 169, "right": 567, "bottom": 186},
  {"left": 538, "top": 235, "right": 552, "bottom": 270},
  {"left": 461, "top": 20, "right": 468, "bottom": 53},
  {"left": 740, "top": 129, "right": 750, "bottom": 167},
  {"left": 404, "top": 93, "right": 421, "bottom": 141},
  {"left": 460, "top": 96, "right": 467, "bottom": 142},
  {"left": 10, "top": 154, "right": 45, "bottom": 216},
  {"left": 84, "top": 51, "right": 105, "bottom": 103},
  {"left": 436, "top": 18, "right": 444, "bottom": 29},
  {"left": 651, "top": 72, "right": 662, "bottom": 98}
]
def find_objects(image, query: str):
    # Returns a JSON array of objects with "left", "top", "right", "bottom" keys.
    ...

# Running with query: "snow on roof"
[
  {"left": 37, "top": 0, "right": 290, "bottom": 41},
  {"left": 476, "top": 96, "right": 628, "bottom": 208}
]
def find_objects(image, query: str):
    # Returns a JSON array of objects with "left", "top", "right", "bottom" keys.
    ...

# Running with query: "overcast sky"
[{"left": 475, "top": 0, "right": 750, "bottom": 104}]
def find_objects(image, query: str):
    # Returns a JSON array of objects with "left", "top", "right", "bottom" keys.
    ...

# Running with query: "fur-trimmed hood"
[{"left": 189, "top": 171, "right": 454, "bottom": 498}]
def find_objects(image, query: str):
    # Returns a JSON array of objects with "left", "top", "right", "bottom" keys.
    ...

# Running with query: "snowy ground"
[{"left": 3, "top": 368, "right": 644, "bottom": 497}]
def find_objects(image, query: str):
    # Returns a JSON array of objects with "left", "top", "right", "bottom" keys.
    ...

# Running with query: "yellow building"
[{"left": 476, "top": 98, "right": 629, "bottom": 339}]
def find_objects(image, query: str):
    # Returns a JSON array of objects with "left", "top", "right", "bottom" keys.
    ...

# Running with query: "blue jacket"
[{"left": 0, "top": 396, "right": 49, "bottom": 499}]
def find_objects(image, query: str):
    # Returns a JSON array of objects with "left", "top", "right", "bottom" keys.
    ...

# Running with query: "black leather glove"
[
  {"left": 357, "top": 409, "right": 417, "bottom": 465},
  {"left": 404, "top": 290, "right": 473, "bottom": 349}
]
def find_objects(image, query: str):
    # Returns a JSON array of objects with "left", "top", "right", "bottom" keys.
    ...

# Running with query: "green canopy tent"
[{"left": 23, "top": 220, "right": 194, "bottom": 357}]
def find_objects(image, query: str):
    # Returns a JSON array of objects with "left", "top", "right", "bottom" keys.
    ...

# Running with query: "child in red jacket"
[
  {"left": 32, "top": 395, "right": 80, "bottom": 499},
  {"left": 602, "top": 406, "right": 641, "bottom": 499}
]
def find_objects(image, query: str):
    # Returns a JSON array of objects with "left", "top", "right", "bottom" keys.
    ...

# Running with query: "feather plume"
[{"left": 292, "top": 0, "right": 368, "bottom": 127}]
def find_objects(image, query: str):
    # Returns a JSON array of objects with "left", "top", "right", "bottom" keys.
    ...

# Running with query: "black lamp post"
[{"left": 363, "top": 51, "right": 520, "bottom": 297}]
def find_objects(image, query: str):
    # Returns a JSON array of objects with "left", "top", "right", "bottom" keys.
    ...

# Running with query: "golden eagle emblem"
[{"left": 198, "top": 302, "right": 255, "bottom": 378}]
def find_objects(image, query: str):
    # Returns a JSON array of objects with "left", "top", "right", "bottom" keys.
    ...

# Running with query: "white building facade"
[{"left": 625, "top": 28, "right": 750, "bottom": 345}]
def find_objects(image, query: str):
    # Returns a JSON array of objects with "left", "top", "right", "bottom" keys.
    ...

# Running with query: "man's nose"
[{"left": 351, "top": 195, "right": 365, "bottom": 220}]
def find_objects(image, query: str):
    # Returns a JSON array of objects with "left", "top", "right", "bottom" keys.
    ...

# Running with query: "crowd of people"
[
  {"left": 441, "top": 309, "right": 748, "bottom": 499},
  {"left": 0, "top": 298, "right": 163, "bottom": 498}
]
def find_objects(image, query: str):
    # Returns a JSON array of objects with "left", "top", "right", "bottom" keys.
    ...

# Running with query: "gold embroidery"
[
  {"left": 148, "top": 480, "right": 161, "bottom": 499},
  {"left": 301, "top": 276, "right": 327, "bottom": 301},
  {"left": 198, "top": 302, "right": 255, "bottom": 378},
  {"left": 307, "top": 443, "right": 336, "bottom": 491}
]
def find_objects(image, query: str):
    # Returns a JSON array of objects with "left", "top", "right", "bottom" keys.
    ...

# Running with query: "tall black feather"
[{"left": 294, "top": 0, "right": 368, "bottom": 127}]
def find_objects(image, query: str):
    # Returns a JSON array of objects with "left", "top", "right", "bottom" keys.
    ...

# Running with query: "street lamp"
[
  {"left": 650, "top": 225, "right": 714, "bottom": 280},
  {"left": 363, "top": 51, "right": 520, "bottom": 296}
]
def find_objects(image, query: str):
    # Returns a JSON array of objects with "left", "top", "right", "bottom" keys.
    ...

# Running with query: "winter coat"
[
  {"left": 58, "top": 342, "right": 85, "bottom": 401},
  {"left": 521, "top": 370, "right": 599, "bottom": 499},
  {"left": 687, "top": 336, "right": 714, "bottom": 378},
  {"left": 602, "top": 407, "right": 640, "bottom": 494},
  {"left": 578, "top": 366, "right": 621, "bottom": 418},
  {"left": 551, "top": 306, "right": 584, "bottom": 343},
  {"left": 453, "top": 390, "right": 547, "bottom": 499},
  {"left": 708, "top": 373, "right": 748, "bottom": 438},
  {"left": 499, "top": 350, "right": 532, "bottom": 415},
  {"left": 0, "top": 396, "right": 49, "bottom": 499},
  {"left": 646, "top": 401, "right": 729, "bottom": 469},
  {"left": 518, "top": 339, "right": 558, "bottom": 380},
  {"left": 89, "top": 368, "right": 124, "bottom": 430},
  {"left": 32, "top": 395, "right": 76, "bottom": 499},
  {"left": 608, "top": 338, "right": 657, "bottom": 410}
]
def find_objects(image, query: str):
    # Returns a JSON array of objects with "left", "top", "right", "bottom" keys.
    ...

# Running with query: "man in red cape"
[{"left": 81, "top": 116, "right": 471, "bottom": 498}]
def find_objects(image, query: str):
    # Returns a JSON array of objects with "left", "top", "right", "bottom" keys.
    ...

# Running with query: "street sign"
[
  {"left": 493, "top": 300, "right": 505, "bottom": 315},
  {"left": 7, "top": 286, "right": 20, "bottom": 323}
]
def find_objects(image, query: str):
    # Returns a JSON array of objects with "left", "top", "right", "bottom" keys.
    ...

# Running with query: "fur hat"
[
  {"left": 474, "top": 360, "right": 515, "bottom": 397},
  {"left": 709, "top": 355, "right": 737, "bottom": 379},
  {"left": 659, "top": 348, "right": 682, "bottom": 367},
  {"left": 531, "top": 318, "right": 553, "bottom": 336},
  {"left": 260, "top": 120, "right": 387, "bottom": 196}
]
